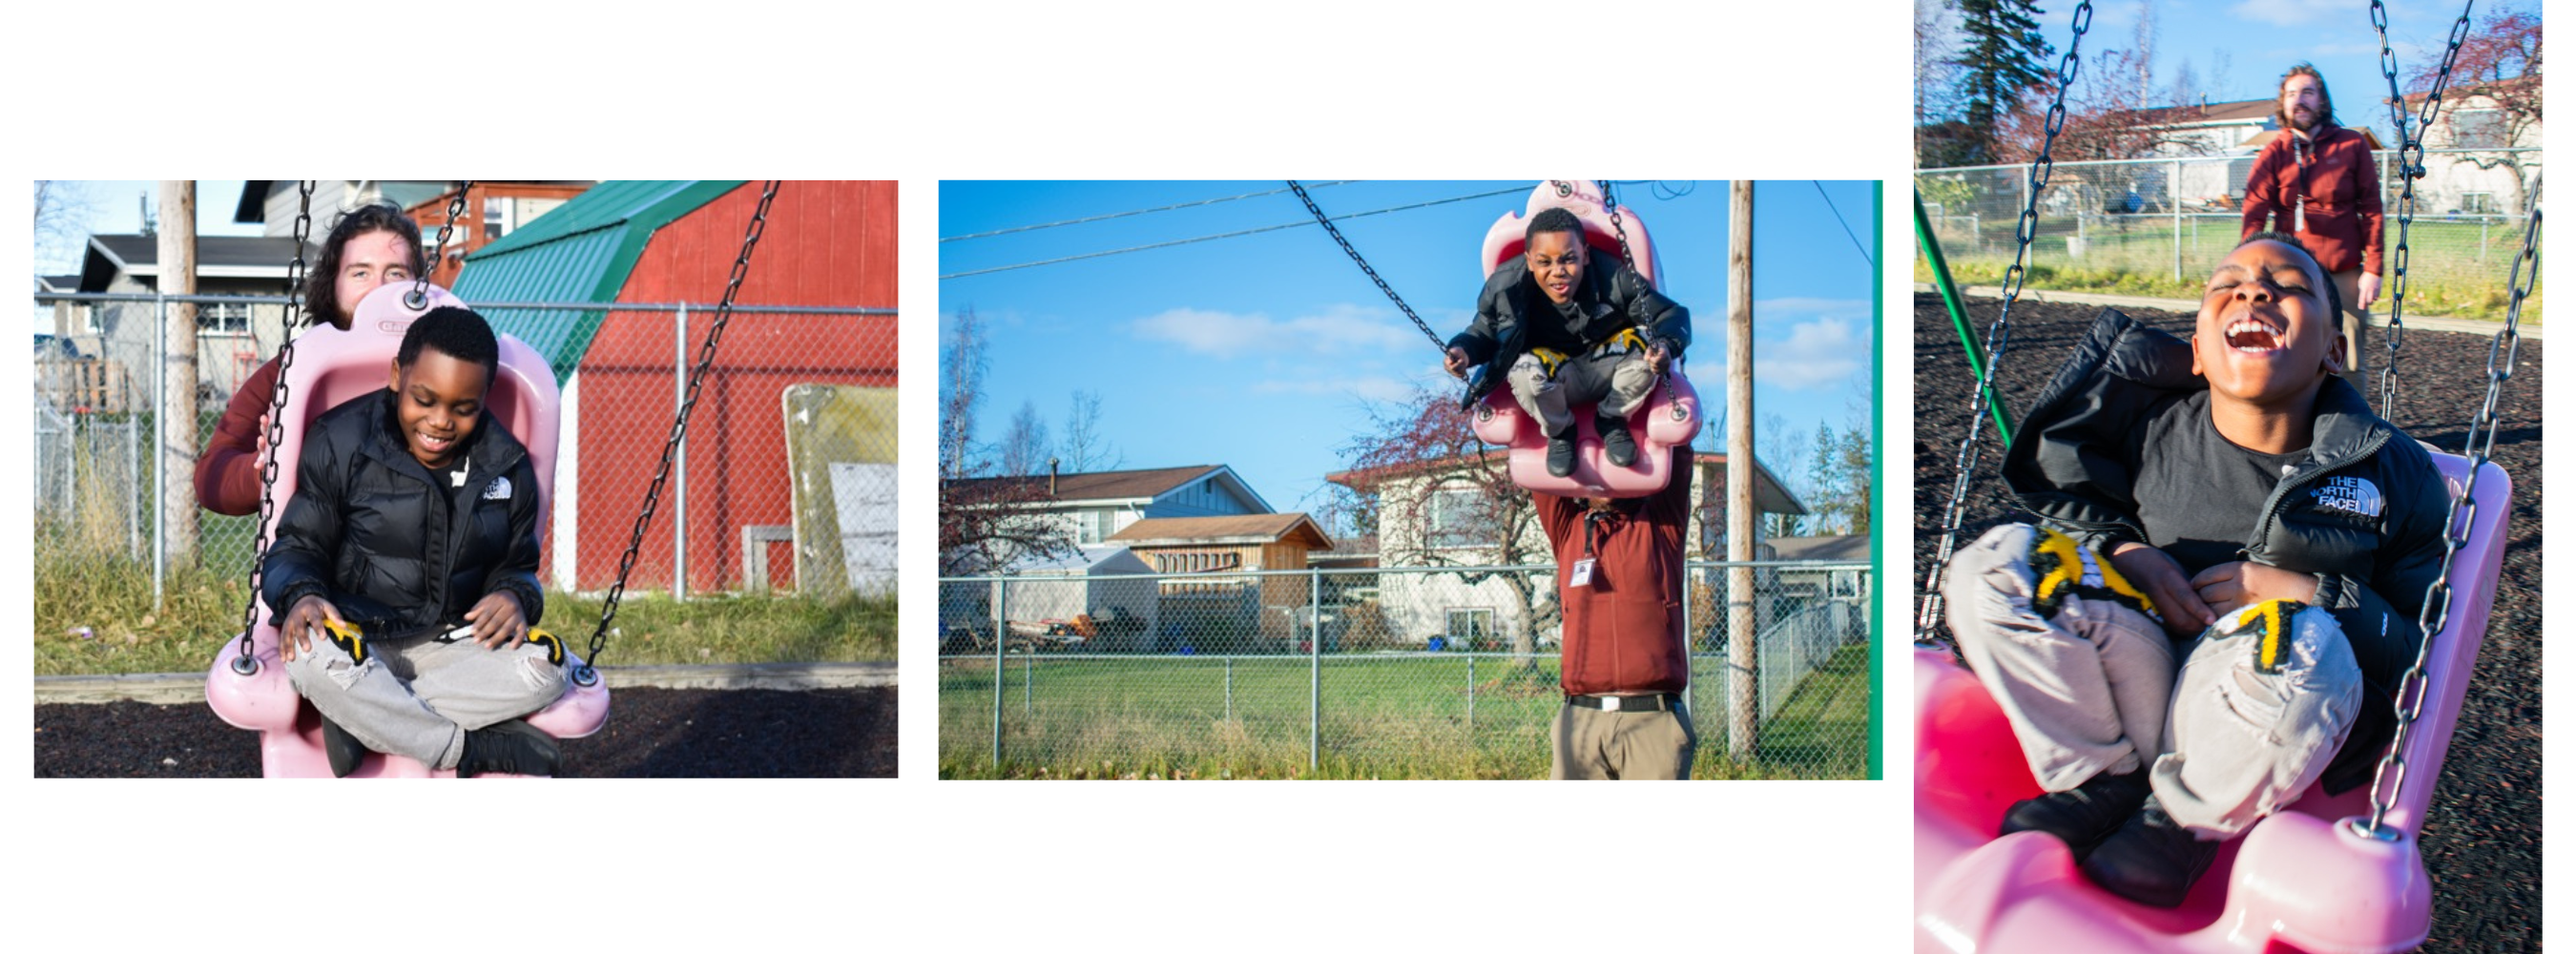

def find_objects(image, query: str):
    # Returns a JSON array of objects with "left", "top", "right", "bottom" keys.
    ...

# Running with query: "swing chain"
[
  {"left": 583, "top": 181, "right": 781, "bottom": 675},
  {"left": 2372, "top": 0, "right": 2477, "bottom": 417},
  {"left": 1287, "top": 180, "right": 1444, "bottom": 353},
  {"left": 2359, "top": 200, "right": 2534, "bottom": 837},
  {"left": 409, "top": 181, "right": 474, "bottom": 308},
  {"left": 233, "top": 181, "right": 318, "bottom": 668},
  {"left": 1596, "top": 179, "right": 1638, "bottom": 272},
  {"left": 1917, "top": 2, "right": 2092, "bottom": 649}
]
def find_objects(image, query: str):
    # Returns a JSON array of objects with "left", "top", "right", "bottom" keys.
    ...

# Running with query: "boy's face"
[
  {"left": 385, "top": 347, "right": 491, "bottom": 469},
  {"left": 1525, "top": 230, "right": 1588, "bottom": 305},
  {"left": 2191, "top": 239, "right": 2343, "bottom": 406}
]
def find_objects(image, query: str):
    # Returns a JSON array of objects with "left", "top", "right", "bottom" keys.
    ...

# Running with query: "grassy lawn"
[
  {"left": 32, "top": 549, "right": 894, "bottom": 676},
  {"left": 936, "top": 641, "right": 1873, "bottom": 779},
  {"left": 1919, "top": 217, "right": 2541, "bottom": 322}
]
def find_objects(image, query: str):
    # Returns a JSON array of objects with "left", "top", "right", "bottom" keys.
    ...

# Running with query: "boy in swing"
[
  {"left": 1444, "top": 207, "right": 1690, "bottom": 477},
  {"left": 265, "top": 306, "right": 566, "bottom": 778},
  {"left": 1942, "top": 234, "right": 2449, "bottom": 905}
]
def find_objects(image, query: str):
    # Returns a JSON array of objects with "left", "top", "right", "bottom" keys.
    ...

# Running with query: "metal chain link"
[
  {"left": 2358, "top": 198, "right": 2533, "bottom": 838},
  {"left": 1595, "top": 179, "right": 1639, "bottom": 272},
  {"left": 1286, "top": 180, "right": 1444, "bottom": 352},
  {"left": 582, "top": 181, "right": 781, "bottom": 677},
  {"left": 410, "top": 181, "right": 474, "bottom": 307},
  {"left": 231, "top": 181, "right": 318, "bottom": 670},
  {"left": 1916, "top": 0, "right": 2093, "bottom": 650},
  {"left": 2372, "top": 0, "right": 2478, "bottom": 417}
]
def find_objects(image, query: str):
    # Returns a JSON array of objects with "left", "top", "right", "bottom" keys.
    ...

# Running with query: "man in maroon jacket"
[
  {"left": 1533, "top": 444, "right": 1696, "bottom": 779},
  {"left": 2240, "top": 64, "right": 2382, "bottom": 385}
]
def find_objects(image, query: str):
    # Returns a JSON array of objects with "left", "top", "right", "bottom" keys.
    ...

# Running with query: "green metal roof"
[{"left": 453, "top": 180, "right": 746, "bottom": 381}]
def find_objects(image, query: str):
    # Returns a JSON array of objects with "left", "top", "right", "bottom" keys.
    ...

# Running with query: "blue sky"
[
  {"left": 1920, "top": 0, "right": 2537, "bottom": 149},
  {"left": 33, "top": 180, "right": 263, "bottom": 274},
  {"left": 939, "top": 179, "right": 1880, "bottom": 520}
]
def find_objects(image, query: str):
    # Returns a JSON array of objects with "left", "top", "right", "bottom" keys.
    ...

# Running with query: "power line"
[
  {"left": 940, "top": 185, "right": 1528, "bottom": 280},
  {"left": 939, "top": 181, "right": 1359, "bottom": 243},
  {"left": 1812, "top": 180, "right": 1878, "bottom": 271}
]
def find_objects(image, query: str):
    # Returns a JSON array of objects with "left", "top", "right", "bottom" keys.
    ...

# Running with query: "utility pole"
[
  {"left": 1726, "top": 180, "right": 1757, "bottom": 759},
  {"left": 158, "top": 181, "right": 200, "bottom": 574}
]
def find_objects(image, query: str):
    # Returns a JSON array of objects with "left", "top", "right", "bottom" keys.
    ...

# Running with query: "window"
[
  {"left": 195, "top": 301, "right": 251, "bottom": 335},
  {"left": 2458, "top": 192, "right": 2500, "bottom": 216},
  {"left": 2450, "top": 109, "right": 2508, "bottom": 149},
  {"left": 1425, "top": 487, "right": 1499, "bottom": 550},
  {"left": 483, "top": 196, "right": 512, "bottom": 241},
  {"left": 1446, "top": 609, "right": 1493, "bottom": 650}
]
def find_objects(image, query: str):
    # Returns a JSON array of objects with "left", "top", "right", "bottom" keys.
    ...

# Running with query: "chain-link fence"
[
  {"left": 31, "top": 291, "right": 898, "bottom": 612},
  {"left": 1917, "top": 149, "right": 2541, "bottom": 320},
  {"left": 937, "top": 561, "right": 1875, "bottom": 779}
]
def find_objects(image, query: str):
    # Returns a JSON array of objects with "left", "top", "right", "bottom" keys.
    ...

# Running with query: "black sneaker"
[
  {"left": 2081, "top": 797, "right": 2223, "bottom": 908},
  {"left": 458, "top": 719, "right": 562, "bottom": 778},
  {"left": 1547, "top": 430, "right": 1577, "bottom": 478},
  {"left": 1998, "top": 766, "right": 2150, "bottom": 861},
  {"left": 319, "top": 714, "right": 367, "bottom": 778},
  {"left": 1597, "top": 412, "right": 1637, "bottom": 467}
]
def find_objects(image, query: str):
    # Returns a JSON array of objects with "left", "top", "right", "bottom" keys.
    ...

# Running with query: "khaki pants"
[
  {"left": 2332, "top": 268, "right": 2371, "bottom": 387},
  {"left": 1550, "top": 702, "right": 1696, "bottom": 779}
]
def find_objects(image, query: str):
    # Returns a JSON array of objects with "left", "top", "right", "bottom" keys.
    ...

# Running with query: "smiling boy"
[
  {"left": 264, "top": 306, "right": 564, "bottom": 778},
  {"left": 1444, "top": 207, "right": 1690, "bottom": 477},
  {"left": 1942, "top": 234, "right": 2448, "bottom": 905}
]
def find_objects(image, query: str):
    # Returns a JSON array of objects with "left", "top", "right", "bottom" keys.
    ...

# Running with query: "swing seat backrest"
[
  {"left": 203, "top": 283, "right": 609, "bottom": 778},
  {"left": 1469, "top": 180, "right": 1694, "bottom": 498},
  {"left": 1913, "top": 451, "right": 2509, "bottom": 953}
]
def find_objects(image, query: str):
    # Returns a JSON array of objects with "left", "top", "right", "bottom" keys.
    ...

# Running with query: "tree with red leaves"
[{"left": 2405, "top": 5, "right": 2541, "bottom": 212}]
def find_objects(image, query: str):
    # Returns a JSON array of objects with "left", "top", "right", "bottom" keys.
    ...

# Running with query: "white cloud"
[
  {"left": 1130, "top": 303, "right": 1424, "bottom": 359},
  {"left": 1750, "top": 299, "right": 1873, "bottom": 391}
]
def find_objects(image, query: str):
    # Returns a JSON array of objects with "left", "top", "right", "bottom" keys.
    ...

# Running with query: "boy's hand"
[
  {"left": 2107, "top": 541, "right": 2216, "bottom": 636},
  {"left": 1645, "top": 342, "right": 1672, "bottom": 375},
  {"left": 2189, "top": 561, "right": 2320, "bottom": 618},
  {"left": 1444, "top": 346, "right": 1471, "bottom": 381},
  {"left": 464, "top": 591, "right": 529, "bottom": 650},
  {"left": 280, "top": 595, "right": 346, "bottom": 662}
]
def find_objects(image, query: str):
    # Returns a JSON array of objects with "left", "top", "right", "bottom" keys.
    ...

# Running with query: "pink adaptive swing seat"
[
  {"left": 1916, "top": 452, "right": 2510, "bottom": 953},
  {"left": 1469, "top": 180, "right": 1698, "bottom": 498},
  {"left": 203, "top": 282, "right": 610, "bottom": 778}
]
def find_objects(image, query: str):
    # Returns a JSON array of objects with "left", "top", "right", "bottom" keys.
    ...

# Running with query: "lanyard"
[{"left": 2292, "top": 134, "right": 2311, "bottom": 234}]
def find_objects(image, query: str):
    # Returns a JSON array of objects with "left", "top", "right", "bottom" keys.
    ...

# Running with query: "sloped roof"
[
  {"left": 1768, "top": 534, "right": 1870, "bottom": 562},
  {"left": 78, "top": 235, "right": 312, "bottom": 291},
  {"left": 949, "top": 465, "right": 1227, "bottom": 504},
  {"left": 1110, "top": 513, "right": 1335, "bottom": 550},
  {"left": 451, "top": 180, "right": 745, "bottom": 381}
]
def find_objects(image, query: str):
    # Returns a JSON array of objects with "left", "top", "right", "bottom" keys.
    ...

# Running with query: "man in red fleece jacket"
[
  {"left": 2240, "top": 63, "right": 2383, "bottom": 386},
  {"left": 1533, "top": 444, "right": 1696, "bottom": 779}
]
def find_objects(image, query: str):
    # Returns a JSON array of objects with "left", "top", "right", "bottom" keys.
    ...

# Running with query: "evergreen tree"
[{"left": 1947, "top": 0, "right": 2055, "bottom": 164}]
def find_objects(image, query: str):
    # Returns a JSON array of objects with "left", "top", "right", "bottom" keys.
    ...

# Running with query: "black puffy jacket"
[
  {"left": 1447, "top": 247, "right": 1691, "bottom": 408},
  {"left": 2000, "top": 307, "right": 2453, "bottom": 791},
  {"left": 262, "top": 388, "right": 546, "bottom": 639}
]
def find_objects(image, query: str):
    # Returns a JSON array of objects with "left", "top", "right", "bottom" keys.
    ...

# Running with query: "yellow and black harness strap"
[
  {"left": 322, "top": 618, "right": 366, "bottom": 664},
  {"left": 2225, "top": 599, "right": 2309, "bottom": 675},
  {"left": 2025, "top": 527, "right": 2159, "bottom": 622},
  {"left": 525, "top": 628, "right": 567, "bottom": 667},
  {"left": 1527, "top": 346, "right": 1569, "bottom": 377},
  {"left": 1601, "top": 326, "right": 1648, "bottom": 355}
]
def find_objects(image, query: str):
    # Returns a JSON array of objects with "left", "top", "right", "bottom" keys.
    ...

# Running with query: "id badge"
[
  {"left": 1569, "top": 558, "right": 1596, "bottom": 588},
  {"left": 2295, "top": 198, "right": 2306, "bottom": 234}
]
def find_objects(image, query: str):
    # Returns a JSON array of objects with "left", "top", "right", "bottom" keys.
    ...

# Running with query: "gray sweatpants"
[
  {"left": 1506, "top": 338, "right": 1658, "bottom": 439},
  {"left": 284, "top": 627, "right": 569, "bottom": 770},
  {"left": 1945, "top": 523, "right": 2364, "bottom": 838}
]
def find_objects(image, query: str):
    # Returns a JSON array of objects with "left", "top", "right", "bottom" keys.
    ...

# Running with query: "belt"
[{"left": 1567, "top": 693, "right": 1682, "bottom": 713}]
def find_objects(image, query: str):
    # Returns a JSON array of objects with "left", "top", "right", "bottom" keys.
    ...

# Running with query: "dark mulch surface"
[
  {"left": 1914, "top": 294, "right": 2542, "bottom": 952},
  {"left": 33, "top": 686, "right": 898, "bottom": 778}
]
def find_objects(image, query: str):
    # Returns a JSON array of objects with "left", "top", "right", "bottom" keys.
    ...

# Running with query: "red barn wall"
[{"left": 573, "top": 180, "right": 898, "bottom": 591}]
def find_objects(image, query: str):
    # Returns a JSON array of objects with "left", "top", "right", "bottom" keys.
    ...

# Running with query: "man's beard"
[{"left": 2290, "top": 107, "right": 2320, "bottom": 131}]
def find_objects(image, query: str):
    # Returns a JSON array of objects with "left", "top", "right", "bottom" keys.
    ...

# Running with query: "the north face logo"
[
  {"left": 2311, "top": 475, "right": 2383, "bottom": 517},
  {"left": 484, "top": 476, "right": 512, "bottom": 501}
]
